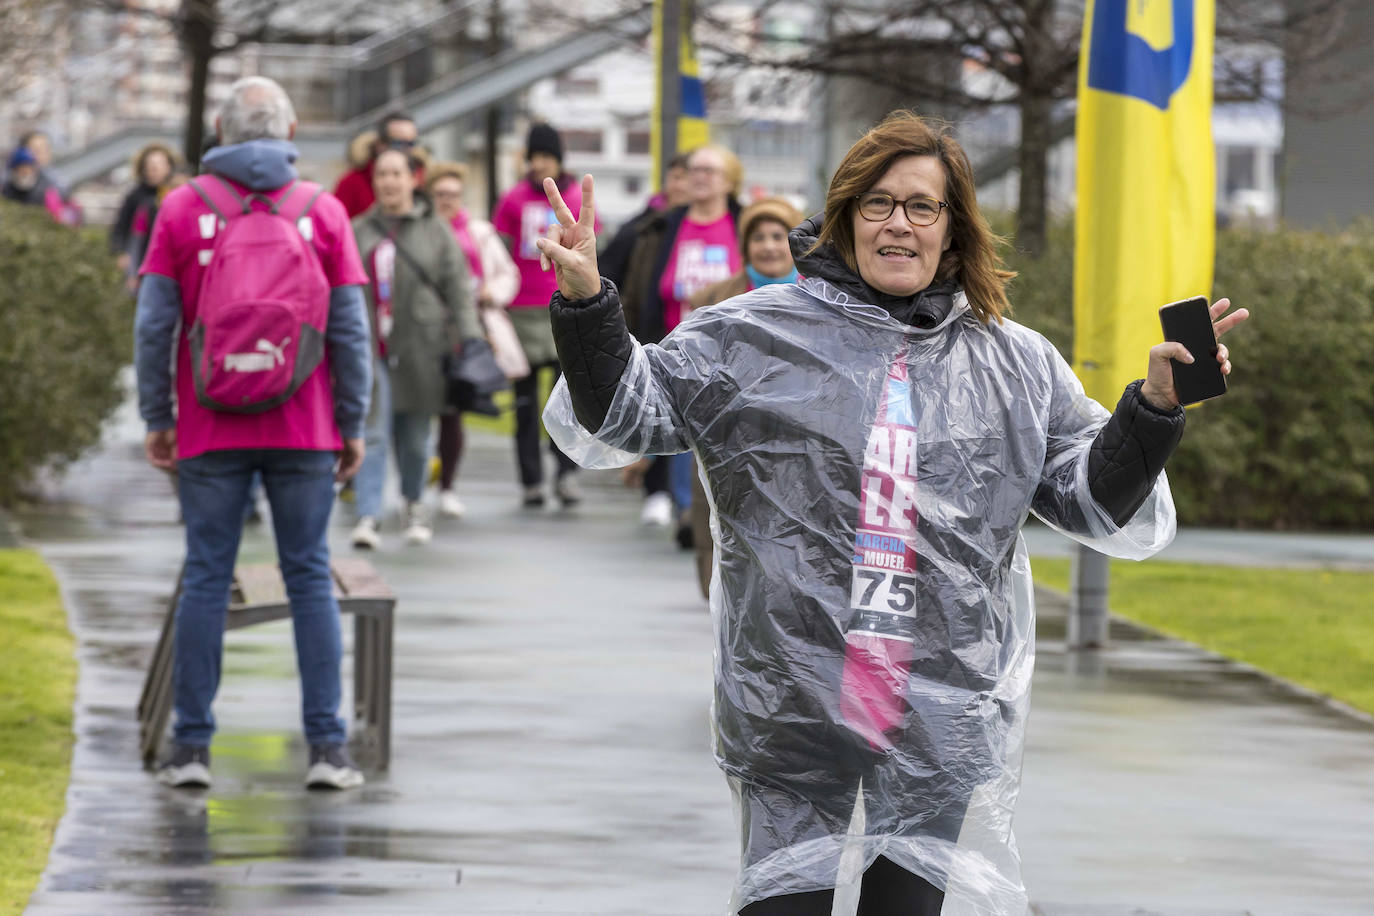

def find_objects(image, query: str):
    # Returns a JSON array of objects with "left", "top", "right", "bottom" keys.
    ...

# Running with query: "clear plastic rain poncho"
[{"left": 545, "top": 276, "right": 1176, "bottom": 915}]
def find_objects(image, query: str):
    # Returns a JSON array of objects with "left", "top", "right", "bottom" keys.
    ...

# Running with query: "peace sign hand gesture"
[{"left": 536, "top": 174, "right": 601, "bottom": 301}]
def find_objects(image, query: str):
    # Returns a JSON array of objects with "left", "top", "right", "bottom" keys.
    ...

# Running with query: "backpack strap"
[
  {"left": 189, "top": 175, "right": 252, "bottom": 223},
  {"left": 274, "top": 180, "right": 325, "bottom": 224}
]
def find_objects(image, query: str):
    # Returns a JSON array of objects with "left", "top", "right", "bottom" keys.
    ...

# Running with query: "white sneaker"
[
  {"left": 640, "top": 491, "right": 674, "bottom": 527},
  {"left": 438, "top": 490, "right": 466, "bottom": 518},
  {"left": 350, "top": 517, "right": 381, "bottom": 550},
  {"left": 403, "top": 503, "right": 432, "bottom": 545},
  {"left": 305, "top": 744, "right": 364, "bottom": 790}
]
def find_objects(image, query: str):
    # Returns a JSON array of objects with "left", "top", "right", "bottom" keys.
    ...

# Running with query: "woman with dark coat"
[
  {"left": 684, "top": 196, "right": 805, "bottom": 591},
  {"left": 110, "top": 142, "right": 178, "bottom": 287},
  {"left": 618, "top": 143, "right": 745, "bottom": 527}
]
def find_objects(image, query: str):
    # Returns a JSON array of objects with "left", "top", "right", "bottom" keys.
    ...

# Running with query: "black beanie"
[{"left": 526, "top": 123, "right": 563, "bottom": 163}]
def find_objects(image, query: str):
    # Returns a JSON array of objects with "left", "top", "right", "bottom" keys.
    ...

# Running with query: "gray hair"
[{"left": 218, "top": 77, "right": 296, "bottom": 144}]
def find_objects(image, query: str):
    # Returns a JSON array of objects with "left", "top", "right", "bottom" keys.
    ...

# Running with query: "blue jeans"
[
  {"left": 355, "top": 357, "right": 432, "bottom": 511},
  {"left": 173, "top": 448, "right": 346, "bottom": 747},
  {"left": 668, "top": 452, "right": 694, "bottom": 514},
  {"left": 391, "top": 411, "right": 431, "bottom": 504},
  {"left": 355, "top": 356, "right": 391, "bottom": 519}
]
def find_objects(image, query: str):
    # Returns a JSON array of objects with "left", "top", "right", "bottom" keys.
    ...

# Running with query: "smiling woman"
[
  {"left": 533, "top": 109, "right": 1246, "bottom": 915},
  {"left": 805, "top": 111, "right": 1011, "bottom": 325}
]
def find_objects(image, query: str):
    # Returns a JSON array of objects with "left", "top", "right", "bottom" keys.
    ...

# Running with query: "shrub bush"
[
  {"left": 1000, "top": 219, "right": 1374, "bottom": 531},
  {"left": 0, "top": 201, "right": 131, "bottom": 505}
]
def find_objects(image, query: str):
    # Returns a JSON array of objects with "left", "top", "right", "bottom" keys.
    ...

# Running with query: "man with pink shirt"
[
  {"left": 491, "top": 123, "right": 597, "bottom": 507},
  {"left": 134, "top": 77, "right": 372, "bottom": 791}
]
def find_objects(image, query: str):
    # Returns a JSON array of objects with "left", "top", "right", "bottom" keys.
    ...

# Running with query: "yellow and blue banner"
[
  {"left": 651, "top": 0, "right": 709, "bottom": 191},
  {"left": 1073, "top": 0, "right": 1216, "bottom": 405}
]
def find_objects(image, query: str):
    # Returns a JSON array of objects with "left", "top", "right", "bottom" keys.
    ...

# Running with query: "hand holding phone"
[
  {"left": 1141, "top": 296, "right": 1249, "bottom": 409},
  {"left": 1159, "top": 296, "right": 1226, "bottom": 404}
]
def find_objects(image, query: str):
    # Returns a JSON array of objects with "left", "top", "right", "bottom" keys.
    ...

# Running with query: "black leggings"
[
  {"left": 512, "top": 362, "right": 576, "bottom": 486},
  {"left": 437, "top": 413, "right": 464, "bottom": 490},
  {"left": 739, "top": 856, "right": 944, "bottom": 916}
]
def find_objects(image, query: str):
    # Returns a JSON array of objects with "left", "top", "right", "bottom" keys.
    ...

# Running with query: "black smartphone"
[{"left": 1159, "top": 296, "right": 1226, "bottom": 405}]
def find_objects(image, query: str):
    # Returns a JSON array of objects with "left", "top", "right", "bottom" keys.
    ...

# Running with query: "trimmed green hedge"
[
  {"left": 1003, "top": 220, "right": 1374, "bottom": 530},
  {"left": 0, "top": 202, "right": 130, "bottom": 506}
]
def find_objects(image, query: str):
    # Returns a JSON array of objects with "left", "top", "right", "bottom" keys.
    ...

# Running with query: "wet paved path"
[{"left": 17, "top": 394, "right": 1374, "bottom": 914}]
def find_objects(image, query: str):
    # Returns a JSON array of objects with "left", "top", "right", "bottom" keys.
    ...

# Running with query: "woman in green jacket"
[{"left": 350, "top": 148, "right": 481, "bottom": 547}]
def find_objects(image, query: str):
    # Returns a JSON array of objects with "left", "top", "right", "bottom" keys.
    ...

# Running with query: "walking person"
[
  {"left": 110, "top": 142, "right": 179, "bottom": 290},
  {"left": 683, "top": 196, "right": 805, "bottom": 592},
  {"left": 600, "top": 152, "right": 691, "bottom": 289},
  {"left": 6, "top": 130, "right": 82, "bottom": 224},
  {"left": 350, "top": 149, "right": 481, "bottom": 548},
  {"left": 426, "top": 160, "right": 520, "bottom": 518},
  {"left": 3, "top": 144, "right": 77, "bottom": 225},
  {"left": 334, "top": 111, "right": 422, "bottom": 218},
  {"left": 133, "top": 76, "right": 373, "bottom": 790},
  {"left": 619, "top": 143, "right": 744, "bottom": 527},
  {"left": 535, "top": 111, "right": 1247, "bottom": 913},
  {"left": 491, "top": 123, "right": 595, "bottom": 508}
]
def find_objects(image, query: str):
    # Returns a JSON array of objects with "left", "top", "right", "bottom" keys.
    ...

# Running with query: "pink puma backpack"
[{"left": 187, "top": 176, "right": 330, "bottom": 413}]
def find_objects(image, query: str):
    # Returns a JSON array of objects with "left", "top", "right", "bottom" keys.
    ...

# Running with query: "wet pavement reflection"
[{"left": 17, "top": 399, "right": 1374, "bottom": 914}]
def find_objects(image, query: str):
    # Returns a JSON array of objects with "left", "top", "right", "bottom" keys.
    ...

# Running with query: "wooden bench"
[{"left": 137, "top": 557, "right": 397, "bottom": 770}]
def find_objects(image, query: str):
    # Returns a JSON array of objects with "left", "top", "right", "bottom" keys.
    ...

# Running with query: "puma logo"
[{"left": 223, "top": 337, "right": 291, "bottom": 372}]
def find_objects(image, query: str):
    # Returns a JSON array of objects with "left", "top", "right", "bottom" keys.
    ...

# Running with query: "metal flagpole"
[{"left": 1070, "top": 546, "right": 1110, "bottom": 649}]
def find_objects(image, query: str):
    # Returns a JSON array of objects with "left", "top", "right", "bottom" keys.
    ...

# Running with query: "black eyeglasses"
[
  {"left": 855, "top": 192, "right": 947, "bottom": 226},
  {"left": 386, "top": 138, "right": 417, "bottom": 149}
]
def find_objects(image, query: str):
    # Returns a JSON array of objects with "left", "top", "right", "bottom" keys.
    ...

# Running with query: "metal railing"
[{"left": 52, "top": 8, "right": 651, "bottom": 187}]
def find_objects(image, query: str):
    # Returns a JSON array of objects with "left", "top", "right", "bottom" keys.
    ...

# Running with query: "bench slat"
[
  {"left": 234, "top": 563, "right": 289, "bottom": 606},
  {"left": 232, "top": 558, "right": 392, "bottom": 607},
  {"left": 331, "top": 556, "right": 396, "bottom": 600}
]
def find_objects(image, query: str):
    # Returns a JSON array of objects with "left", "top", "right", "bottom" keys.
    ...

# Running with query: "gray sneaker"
[
  {"left": 156, "top": 743, "right": 211, "bottom": 789},
  {"left": 554, "top": 472, "right": 582, "bottom": 507},
  {"left": 306, "top": 744, "right": 364, "bottom": 790}
]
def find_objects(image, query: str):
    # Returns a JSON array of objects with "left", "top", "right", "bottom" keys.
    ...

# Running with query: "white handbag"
[{"left": 479, "top": 306, "right": 531, "bottom": 381}]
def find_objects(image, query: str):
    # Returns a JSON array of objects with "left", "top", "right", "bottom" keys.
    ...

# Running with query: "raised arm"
[
  {"left": 534, "top": 175, "right": 632, "bottom": 432},
  {"left": 536, "top": 175, "right": 717, "bottom": 466}
]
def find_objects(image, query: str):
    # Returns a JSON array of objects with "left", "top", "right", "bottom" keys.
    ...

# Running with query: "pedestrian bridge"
[{"left": 53, "top": 9, "right": 651, "bottom": 188}]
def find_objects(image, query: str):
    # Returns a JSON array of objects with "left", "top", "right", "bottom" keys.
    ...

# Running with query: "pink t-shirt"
[
  {"left": 491, "top": 177, "right": 598, "bottom": 308},
  {"left": 658, "top": 212, "right": 740, "bottom": 332},
  {"left": 140, "top": 178, "right": 369, "bottom": 459}
]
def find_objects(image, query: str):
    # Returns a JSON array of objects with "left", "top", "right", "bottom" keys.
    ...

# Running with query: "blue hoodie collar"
[{"left": 202, "top": 139, "right": 299, "bottom": 191}]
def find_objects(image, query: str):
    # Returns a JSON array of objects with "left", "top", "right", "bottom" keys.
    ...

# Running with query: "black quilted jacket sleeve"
[
  {"left": 549, "top": 279, "right": 635, "bottom": 433},
  {"left": 1088, "top": 379, "right": 1186, "bottom": 527}
]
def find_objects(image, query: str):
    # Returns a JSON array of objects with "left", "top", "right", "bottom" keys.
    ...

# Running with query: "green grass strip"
[
  {"left": 1031, "top": 556, "right": 1374, "bottom": 715},
  {"left": 0, "top": 549, "right": 76, "bottom": 915}
]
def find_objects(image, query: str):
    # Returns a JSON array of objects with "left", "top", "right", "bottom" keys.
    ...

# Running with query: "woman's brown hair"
[
  {"left": 812, "top": 110, "right": 1015, "bottom": 323},
  {"left": 132, "top": 142, "right": 180, "bottom": 185},
  {"left": 425, "top": 160, "right": 469, "bottom": 192}
]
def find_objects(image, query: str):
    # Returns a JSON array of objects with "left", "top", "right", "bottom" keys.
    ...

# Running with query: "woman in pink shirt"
[
  {"left": 618, "top": 143, "right": 744, "bottom": 528},
  {"left": 426, "top": 161, "right": 520, "bottom": 517}
]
